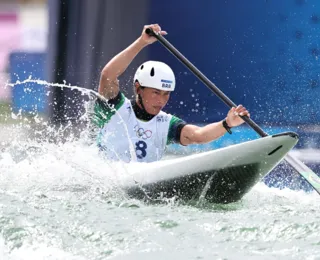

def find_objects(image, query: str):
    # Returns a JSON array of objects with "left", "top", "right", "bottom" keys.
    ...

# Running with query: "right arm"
[{"left": 98, "top": 24, "right": 167, "bottom": 99}]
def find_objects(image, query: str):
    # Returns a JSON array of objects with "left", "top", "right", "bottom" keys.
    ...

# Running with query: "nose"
[{"left": 158, "top": 95, "right": 168, "bottom": 106}]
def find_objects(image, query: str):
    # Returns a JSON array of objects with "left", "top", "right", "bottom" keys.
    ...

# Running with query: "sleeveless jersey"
[{"left": 92, "top": 92, "right": 185, "bottom": 163}]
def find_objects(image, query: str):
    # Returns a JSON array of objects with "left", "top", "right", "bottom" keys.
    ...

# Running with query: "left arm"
[{"left": 180, "top": 105, "right": 250, "bottom": 146}]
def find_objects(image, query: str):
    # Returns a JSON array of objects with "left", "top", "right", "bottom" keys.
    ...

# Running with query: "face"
[{"left": 136, "top": 85, "right": 171, "bottom": 115}]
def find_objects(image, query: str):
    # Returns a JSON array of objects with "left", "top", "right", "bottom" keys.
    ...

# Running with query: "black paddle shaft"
[{"left": 145, "top": 28, "right": 268, "bottom": 137}]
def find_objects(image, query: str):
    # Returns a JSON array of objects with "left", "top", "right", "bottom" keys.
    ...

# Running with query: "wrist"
[
  {"left": 222, "top": 118, "right": 232, "bottom": 134},
  {"left": 136, "top": 37, "right": 149, "bottom": 48},
  {"left": 225, "top": 117, "right": 233, "bottom": 128}
]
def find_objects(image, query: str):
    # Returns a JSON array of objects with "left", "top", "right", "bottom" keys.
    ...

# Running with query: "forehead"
[{"left": 144, "top": 87, "right": 170, "bottom": 94}]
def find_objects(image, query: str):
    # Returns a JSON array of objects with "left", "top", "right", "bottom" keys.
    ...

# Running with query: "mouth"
[{"left": 152, "top": 106, "right": 162, "bottom": 111}]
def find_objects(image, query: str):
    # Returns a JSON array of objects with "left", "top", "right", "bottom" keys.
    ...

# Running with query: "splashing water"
[
  {"left": 4, "top": 78, "right": 137, "bottom": 159},
  {"left": 1, "top": 79, "right": 320, "bottom": 259}
]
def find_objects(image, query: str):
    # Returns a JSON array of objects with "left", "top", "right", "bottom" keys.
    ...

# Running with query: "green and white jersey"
[{"left": 92, "top": 92, "right": 186, "bottom": 163}]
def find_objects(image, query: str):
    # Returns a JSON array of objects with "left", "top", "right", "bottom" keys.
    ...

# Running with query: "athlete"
[{"left": 93, "top": 24, "right": 250, "bottom": 163}]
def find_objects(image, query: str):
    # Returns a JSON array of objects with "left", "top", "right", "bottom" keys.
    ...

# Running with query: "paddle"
[{"left": 146, "top": 28, "right": 320, "bottom": 195}]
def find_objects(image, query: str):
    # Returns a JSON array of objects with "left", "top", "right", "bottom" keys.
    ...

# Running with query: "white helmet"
[{"left": 134, "top": 61, "right": 175, "bottom": 91}]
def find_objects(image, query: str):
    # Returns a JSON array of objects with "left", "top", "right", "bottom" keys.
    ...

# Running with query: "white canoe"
[{"left": 122, "top": 132, "right": 299, "bottom": 204}]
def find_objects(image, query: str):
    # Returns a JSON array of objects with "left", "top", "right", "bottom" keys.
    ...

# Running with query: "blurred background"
[{"left": 0, "top": 0, "right": 320, "bottom": 151}]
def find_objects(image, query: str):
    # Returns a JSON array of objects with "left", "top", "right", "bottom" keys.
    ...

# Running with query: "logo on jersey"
[
  {"left": 156, "top": 115, "right": 169, "bottom": 123},
  {"left": 134, "top": 125, "right": 152, "bottom": 140}
]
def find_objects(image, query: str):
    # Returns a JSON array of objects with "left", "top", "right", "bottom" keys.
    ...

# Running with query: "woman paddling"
[{"left": 93, "top": 24, "right": 250, "bottom": 163}]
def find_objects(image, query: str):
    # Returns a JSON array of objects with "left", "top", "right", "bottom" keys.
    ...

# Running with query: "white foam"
[{"left": 0, "top": 236, "right": 87, "bottom": 260}]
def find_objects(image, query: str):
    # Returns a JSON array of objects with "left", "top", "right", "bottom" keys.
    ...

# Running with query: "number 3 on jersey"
[{"left": 135, "top": 140, "right": 147, "bottom": 159}]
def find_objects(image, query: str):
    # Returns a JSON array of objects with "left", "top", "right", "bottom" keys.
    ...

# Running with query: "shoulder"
[
  {"left": 107, "top": 92, "right": 129, "bottom": 110},
  {"left": 164, "top": 112, "right": 187, "bottom": 145},
  {"left": 95, "top": 92, "right": 129, "bottom": 112}
]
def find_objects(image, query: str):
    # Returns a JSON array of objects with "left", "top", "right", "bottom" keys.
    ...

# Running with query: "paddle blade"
[{"left": 285, "top": 153, "right": 320, "bottom": 195}]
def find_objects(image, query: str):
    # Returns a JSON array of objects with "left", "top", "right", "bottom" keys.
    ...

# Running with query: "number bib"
[{"left": 97, "top": 95, "right": 172, "bottom": 163}]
